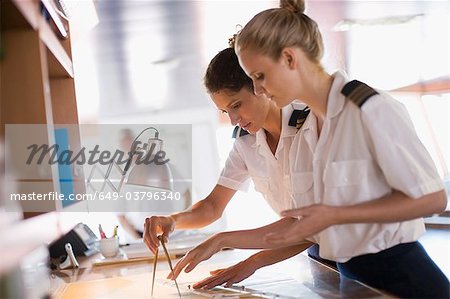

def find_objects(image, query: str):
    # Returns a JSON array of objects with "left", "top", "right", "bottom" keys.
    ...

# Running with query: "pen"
[
  {"left": 113, "top": 225, "right": 118, "bottom": 237},
  {"left": 98, "top": 224, "right": 106, "bottom": 239}
]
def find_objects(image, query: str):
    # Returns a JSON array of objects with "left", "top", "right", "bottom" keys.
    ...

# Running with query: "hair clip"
[
  {"left": 228, "top": 34, "right": 237, "bottom": 48},
  {"left": 228, "top": 25, "right": 243, "bottom": 48}
]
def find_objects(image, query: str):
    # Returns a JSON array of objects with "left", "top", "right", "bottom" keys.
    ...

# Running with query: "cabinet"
[{"left": 1, "top": 0, "right": 86, "bottom": 217}]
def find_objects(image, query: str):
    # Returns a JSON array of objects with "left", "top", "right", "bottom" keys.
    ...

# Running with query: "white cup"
[{"left": 99, "top": 236, "right": 119, "bottom": 258}]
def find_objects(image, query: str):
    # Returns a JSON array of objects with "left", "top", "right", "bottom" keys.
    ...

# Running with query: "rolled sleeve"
[
  {"left": 218, "top": 176, "right": 250, "bottom": 191},
  {"left": 218, "top": 141, "right": 250, "bottom": 192}
]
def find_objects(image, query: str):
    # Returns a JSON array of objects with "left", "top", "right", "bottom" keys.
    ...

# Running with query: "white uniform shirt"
[
  {"left": 289, "top": 71, "right": 444, "bottom": 262},
  {"left": 218, "top": 102, "right": 305, "bottom": 214}
]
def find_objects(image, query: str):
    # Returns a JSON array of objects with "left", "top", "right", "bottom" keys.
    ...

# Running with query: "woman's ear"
[{"left": 281, "top": 47, "right": 297, "bottom": 70}]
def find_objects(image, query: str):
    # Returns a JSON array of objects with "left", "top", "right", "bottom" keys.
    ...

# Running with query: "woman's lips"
[{"left": 242, "top": 122, "right": 251, "bottom": 130}]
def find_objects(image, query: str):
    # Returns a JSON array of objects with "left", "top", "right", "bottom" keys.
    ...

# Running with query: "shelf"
[
  {"left": 1, "top": 0, "right": 39, "bottom": 30},
  {"left": 0, "top": 0, "right": 89, "bottom": 284},
  {"left": 40, "top": 18, "right": 74, "bottom": 78},
  {"left": 13, "top": 0, "right": 40, "bottom": 29},
  {"left": 2, "top": 0, "right": 74, "bottom": 78}
]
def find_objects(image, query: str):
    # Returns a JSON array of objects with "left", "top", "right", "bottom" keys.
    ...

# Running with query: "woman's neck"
[
  {"left": 263, "top": 103, "right": 282, "bottom": 154},
  {"left": 298, "top": 60, "right": 333, "bottom": 123}
]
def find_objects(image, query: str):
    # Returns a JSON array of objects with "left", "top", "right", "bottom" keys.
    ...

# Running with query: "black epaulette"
[
  {"left": 232, "top": 126, "right": 250, "bottom": 138},
  {"left": 288, "top": 106, "right": 310, "bottom": 130},
  {"left": 341, "top": 80, "right": 378, "bottom": 108}
]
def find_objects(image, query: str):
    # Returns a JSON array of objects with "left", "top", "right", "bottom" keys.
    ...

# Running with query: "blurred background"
[{"left": 0, "top": 1, "right": 449, "bottom": 296}]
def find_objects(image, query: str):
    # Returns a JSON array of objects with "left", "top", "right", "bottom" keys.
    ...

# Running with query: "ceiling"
[{"left": 84, "top": 1, "right": 449, "bottom": 118}]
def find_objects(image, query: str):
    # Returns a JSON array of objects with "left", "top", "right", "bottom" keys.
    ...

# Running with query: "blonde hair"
[{"left": 236, "top": 0, "right": 323, "bottom": 63}]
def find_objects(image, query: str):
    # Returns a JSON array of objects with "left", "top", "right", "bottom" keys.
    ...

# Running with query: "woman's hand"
[
  {"left": 192, "top": 242, "right": 314, "bottom": 289},
  {"left": 168, "top": 234, "right": 224, "bottom": 280},
  {"left": 193, "top": 259, "right": 258, "bottom": 289},
  {"left": 143, "top": 216, "right": 176, "bottom": 254},
  {"left": 270, "top": 189, "right": 449, "bottom": 247},
  {"left": 265, "top": 204, "right": 338, "bottom": 246}
]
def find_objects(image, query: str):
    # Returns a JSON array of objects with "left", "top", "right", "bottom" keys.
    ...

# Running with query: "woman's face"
[
  {"left": 211, "top": 87, "right": 270, "bottom": 134},
  {"left": 238, "top": 48, "right": 299, "bottom": 108}
]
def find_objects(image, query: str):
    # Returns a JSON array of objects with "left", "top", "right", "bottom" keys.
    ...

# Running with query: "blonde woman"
[{"left": 171, "top": 1, "right": 449, "bottom": 297}]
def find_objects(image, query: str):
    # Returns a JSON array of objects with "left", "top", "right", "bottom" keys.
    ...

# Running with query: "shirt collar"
[
  {"left": 327, "top": 70, "right": 349, "bottom": 119},
  {"left": 282, "top": 101, "right": 302, "bottom": 138},
  {"left": 254, "top": 129, "right": 266, "bottom": 148},
  {"left": 252, "top": 102, "right": 301, "bottom": 148}
]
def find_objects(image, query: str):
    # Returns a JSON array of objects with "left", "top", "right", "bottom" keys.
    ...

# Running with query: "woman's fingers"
[
  {"left": 209, "top": 268, "right": 226, "bottom": 275},
  {"left": 184, "top": 260, "right": 201, "bottom": 273},
  {"left": 168, "top": 255, "right": 190, "bottom": 279},
  {"left": 224, "top": 278, "right": 237, "bottom": 288},
  {"left": 161, "top": 232, "right": 169, "bottom": 244},
  {"left": 168, "top": 251, "right": 204, "bottom": 280},
  {"left": 144, "top": 217, "right": 163, "bottom": 254},
  {"left": 194, "top": 272, "right": 232, "bottom": 289},
  {"left": 193, "top": 262, "right": 253, "bottom": 289},
  {"left": 193, "top": 275, "right": 223, "bottom": 289}
]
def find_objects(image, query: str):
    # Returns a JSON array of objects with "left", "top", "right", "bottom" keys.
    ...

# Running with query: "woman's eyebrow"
[{"left": 226, "top": 99, "right": 240, "bottom": 108}]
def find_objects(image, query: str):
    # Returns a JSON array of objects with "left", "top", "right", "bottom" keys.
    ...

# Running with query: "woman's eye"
[
  {"left": 220, "top": 110, "right": 228, "bottom": 114},
  {"left": 255, "top": 74, "right": 264, "bottom": 80},
  {"left": 231, "top": 103, "right": 241, "bottom": 109}
]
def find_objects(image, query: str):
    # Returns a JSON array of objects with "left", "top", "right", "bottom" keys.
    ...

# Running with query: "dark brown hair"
[{"left": 204, "top": 47, "right": 253, "bottom": 94}]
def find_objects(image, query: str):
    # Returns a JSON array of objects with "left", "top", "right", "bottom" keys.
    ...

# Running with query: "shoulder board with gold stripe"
[
  {"left": 341, "top": 80, "right": 378, "bottom": 108},
  {"left": 232, "top": 126, "right": 250, "bottom": 138},
  {"left": 288, "top": 106, "right": 310, "bottom": 130}
]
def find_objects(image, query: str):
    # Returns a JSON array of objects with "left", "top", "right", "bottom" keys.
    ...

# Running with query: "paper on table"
[
  {"left": 59, "top": 273, "right": 193, "bottom": 299},
  {"left": 58, "top": 269, "right": 258, "bottom": 299}
]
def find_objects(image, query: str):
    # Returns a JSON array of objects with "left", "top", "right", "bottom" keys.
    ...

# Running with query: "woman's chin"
[
  {"left": 272, "top": 97, "right": 291, "bottom": 108},
  {"left": 246, "top": 126, "right": 259, "bottom": 135}
]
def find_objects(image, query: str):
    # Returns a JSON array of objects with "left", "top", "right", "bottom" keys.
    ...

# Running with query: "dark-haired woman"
[{"left": 144, "top": 46, "right": 314, "bottom": 286}]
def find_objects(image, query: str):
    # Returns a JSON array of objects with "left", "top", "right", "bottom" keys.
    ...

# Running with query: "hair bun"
[
  {"left": 228, "top": 25, "right": 243, "bottom": 49},
  {"left": 228, "top": 34, "right": 237, "bottom": 48},
  {"left": 280, "top": 0, "right": 305, "bottom": 14}
]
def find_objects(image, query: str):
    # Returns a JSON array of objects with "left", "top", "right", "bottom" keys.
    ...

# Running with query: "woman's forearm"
[
  {"left": 335, "top": 189, "right": 447, "bottom": 225},
  {"left": 249, "top": 242, "right": 314, "bottom": 269},
  {"left": 171, "top": 185, "right": 236, "bottom": 229},
  {"left": 170, "top": 201, "right": 218, "bottom": 229},
  {"left": 217, "top": 217, "right": 299, "bottom": 249}
]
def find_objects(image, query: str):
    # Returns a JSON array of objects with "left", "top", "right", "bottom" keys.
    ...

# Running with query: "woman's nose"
[
  {"left": 229, "top": 112, "right": 241, "bottom": 126},
  {"left": 253, "top": 81, "right": 266, "bottom": 96}
]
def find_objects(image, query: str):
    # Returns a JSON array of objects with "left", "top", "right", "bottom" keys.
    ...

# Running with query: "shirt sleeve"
[
  {"left": 361, "top": 92, "right": 445, "bottom": 199},
  {"left": 217, "top": 140, "right": 251, "bottom": 191}
]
